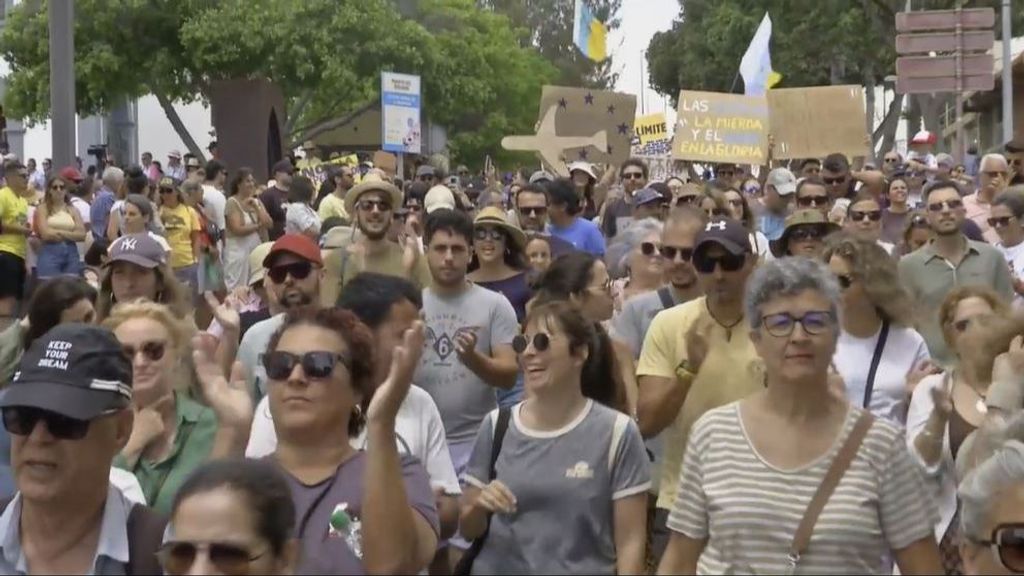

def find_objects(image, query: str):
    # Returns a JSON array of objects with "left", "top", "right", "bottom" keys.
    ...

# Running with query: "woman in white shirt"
[
  {"left": 907, "top": 285, "right": 1012, "bottom": 574},
  {"left": 988, "top": 193, "right": 1024, "bottom": 306},
  {"left": 224, "top": 168, "right": 271, "bottom": 291},
  {"left": 823, "top": 232, "right": 932, "bottom": 424},
  {"left": 284, "top": 175, "right": 321, "bottom": 241}
]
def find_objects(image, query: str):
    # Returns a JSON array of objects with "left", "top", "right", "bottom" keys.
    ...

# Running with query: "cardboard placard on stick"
[
  {"left": 673, "top": 91, "right": 770, "bottom": 165},
  {"left": 502, "top": 85, "right": 636, "bottom": 175},
  {"left": 634, "top": 113, "right": 669, "bottom": 145},
  {"left": 372, "top": 150, "right": 397, "bottom": 175},
  {"left": 767, "top": 86, "right": 868, "bottom": 160}
]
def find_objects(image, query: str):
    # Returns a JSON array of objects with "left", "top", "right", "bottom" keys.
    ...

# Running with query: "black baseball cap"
[
  {"left": 694, "top": 218, "right": 752, "bottom": 257},
  {"left": 0, "top": 324, "right": 132, "bottom": 420},
  {"left": 273, "top": 160, "right": 294, "bottom": 176}
]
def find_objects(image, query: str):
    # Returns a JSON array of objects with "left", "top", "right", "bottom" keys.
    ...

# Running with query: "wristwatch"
[{"left": 675, "top": 359, "right": 697, "bottom": 380}]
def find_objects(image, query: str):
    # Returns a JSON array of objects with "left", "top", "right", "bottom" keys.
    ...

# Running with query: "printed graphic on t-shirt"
[{"left": 425, "top": 324, "right": 479, "bottom": 363}]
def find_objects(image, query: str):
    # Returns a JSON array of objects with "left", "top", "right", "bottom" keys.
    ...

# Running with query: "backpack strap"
[
  {"left": 126, "top": 504, "right": 168, "bottom": 576},
  {"left": 489, "top": 407, "right": 513, "bottom": 478},
  {"left": 656, "top": 287, "right": 675, "bottom": 310}
]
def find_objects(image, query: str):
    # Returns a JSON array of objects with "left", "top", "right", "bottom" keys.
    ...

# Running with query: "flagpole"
[
  {"left": 640, "top": 53, "right": 647, "bottom": 114},
  {"left": 729, "top": 72, "right": 741, "bottom": 94}
]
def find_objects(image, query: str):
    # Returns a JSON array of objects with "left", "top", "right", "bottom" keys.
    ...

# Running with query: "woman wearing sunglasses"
[
  {"left": 907, "top": 285, "right": 1011, "bottom": 574},
  {"left": 263, "top": 307, "right": 439, "bottom": 574},
  {"left": 106, "top": 300, "right": 252, "bottom": 515},
  {"left": 468, "top": 207, "right": 531, "bottom": 322},
  {"left": 658, "top": 257, "right": 941, "bottom": 575},
  {"left": 881, "top": 176, "right": 914, "bottom": 245},
  {"left": 606, "top": 218, "right": 665, "bottom": 313},
  {"left": 844, "top": 192, "right": 895, "bottom": 254},
  {"left": 34, "top": 175, "right": 86, "bottom": 279},
  {"left": 823, "top": 233, "right": 932, "bottom": 424},
  {"left": 160, "top": 458, "right": 299, "bottom": 575},
  {"left": 989, "top": 193, "right": 1024, "bottom": 306},
  {"left": 958, "top": 433, "right": 1024, "bottom": 575},
  {"left": 460, "top": 301, "right": 649, "bottom": 575}
]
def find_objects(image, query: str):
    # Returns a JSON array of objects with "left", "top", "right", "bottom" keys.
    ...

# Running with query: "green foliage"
[
  {"left": 0, "top": 0, "right": 556, "bottom": 165},
  {"left": 646, "top": 0, "right": 1024, "bottom": 103}
]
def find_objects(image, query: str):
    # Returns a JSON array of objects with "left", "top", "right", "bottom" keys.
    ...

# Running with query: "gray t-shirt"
[
  {"left": 610, "top": 287, "right": 684, "bottom": 358},
  {"left": 601, "top": 197, "right": 633, "bottom": 239},
  {"left": 416, "top": 284, "right": 519, "bottom": 443},
  {"left": 279, "top": 452, "right": 439, "bottom": 575},
  {"left": 463, "top": 401, "right": 651, "bottom": 575},
  {"left": 237, "top": 313, "right": 285, "bottom": 402}
]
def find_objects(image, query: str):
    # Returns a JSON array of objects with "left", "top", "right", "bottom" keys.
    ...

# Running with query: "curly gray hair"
[
  {"left": 744, "top": 257, "right": 842, "bottom": 334},
  {"left": 605, "top": 217, "right": 664, "bottom": 279},
  {"left": 959, "top": 414, "right": 1024, "bottom": 540}
]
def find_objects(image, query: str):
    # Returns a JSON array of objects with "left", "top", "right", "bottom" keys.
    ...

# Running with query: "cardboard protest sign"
[
  {"left": 767, "top": 85, "right": 868, "bottom": 160},
  {"left": 673, "top": 91, "right": 770, "bottom": 165},
  {"left": 296, "top": 154, "right": 358, "bottom": 188},
  {"left": 502, "top": 85, "right": 636, "bottom": 175},
  {"left": 372, "top": 151, "right": 397, "bottom": 175},
  {"left": 634, "top": 113, "right": 669, "bottom": 145}
]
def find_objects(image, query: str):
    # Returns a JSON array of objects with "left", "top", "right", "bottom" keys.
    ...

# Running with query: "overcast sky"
[{"left": 610, "top": 0, "right": 681, "bottom": 120}]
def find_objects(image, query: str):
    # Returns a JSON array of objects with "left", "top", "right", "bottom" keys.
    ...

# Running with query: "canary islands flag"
[
  {"left": 739, "top": 12, "right": 782, "bottom": 96},
  {"left": 574, "top": 0, "right": 608, "bottom": 62}
]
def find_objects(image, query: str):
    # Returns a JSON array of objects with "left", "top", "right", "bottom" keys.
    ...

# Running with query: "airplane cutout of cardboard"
[{"left": 502, "top": 86, "right": 637, "bottom": 176}]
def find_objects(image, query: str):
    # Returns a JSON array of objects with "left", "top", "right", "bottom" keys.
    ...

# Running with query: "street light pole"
[
  {"left": 48, "top": 0, "right": 75, "bottom": 169},
  {"left": 1002, "top": 0, "right": 1014, "bottom": 145}
]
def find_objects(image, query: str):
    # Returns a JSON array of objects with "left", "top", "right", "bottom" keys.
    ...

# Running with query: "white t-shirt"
[
  {"left": 202, "top": 186, "right": 227, "bottom": 232},
  {"left": 284, "top": 202, "right": 321, "bottom": 236},
  {"left": 748, "top": 231, "right": 772, "bottom": 261},
  {"left": 834, "top": 323, "right": 930, "bottom": 425},
  {"left": 245, "top": 385, "right": 461, "bottom": 496},
  {"left": 878, "top": 240, "right": 895, "bottom": 255},
  {"left": 998, "top": 241, "right": 1024, "bottom": 306}
]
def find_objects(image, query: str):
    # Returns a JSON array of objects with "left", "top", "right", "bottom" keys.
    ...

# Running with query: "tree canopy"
[{"left": 0, "top": 0, "right": 558, "bottom": 165}]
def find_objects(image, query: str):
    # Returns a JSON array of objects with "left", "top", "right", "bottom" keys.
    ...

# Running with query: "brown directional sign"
[
  {"left": 896, "top": 31, "right": 995, "bottom": 54},
  {"left": 897, "top": 54, "right": 993, "bottom": 78},
  {"left": 896, "top": 75, "right": 995, "bottom": 94},
  {"left": 895, "top": 8, "right": 995, "bottom": 32}
]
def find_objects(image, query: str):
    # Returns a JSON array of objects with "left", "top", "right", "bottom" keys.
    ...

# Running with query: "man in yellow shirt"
[
  {"left": 637, "top": 217, "right": 764, "bottom": 554},
  {"left": 0, "top": 161, "right": 32, "bottom": 325},
  {"left": 318, "top": 164, "right": 355, "bottom": 223}
]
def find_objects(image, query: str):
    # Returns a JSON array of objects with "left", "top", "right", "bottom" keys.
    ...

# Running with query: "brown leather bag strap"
[{"left": 788, "top": 410, "right": 875, "bottom": 569}]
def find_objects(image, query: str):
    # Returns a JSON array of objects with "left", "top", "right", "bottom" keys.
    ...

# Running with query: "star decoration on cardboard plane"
[{"left": 502, "top": 86, "right": 637, "bottom": 176}]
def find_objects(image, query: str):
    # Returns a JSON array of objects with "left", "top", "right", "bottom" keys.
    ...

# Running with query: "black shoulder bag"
[
  {"left": 861, "top": 321, "right": 890, "bottom": 409},
  {"left": 454, "top": 407, "right": 512, "bottom": 576}
]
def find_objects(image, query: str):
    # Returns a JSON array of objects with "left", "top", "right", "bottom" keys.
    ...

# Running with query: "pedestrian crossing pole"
[{"left": 48, "top": 0, "right": 76, "bottom": 169}]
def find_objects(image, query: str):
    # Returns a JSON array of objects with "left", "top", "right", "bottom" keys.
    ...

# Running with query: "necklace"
[
  {"left": 706, "top": 301, "right": 744, "bottom": 342},
  {"left": 968, "top": 385, "right": 988, "bottom": 414}
]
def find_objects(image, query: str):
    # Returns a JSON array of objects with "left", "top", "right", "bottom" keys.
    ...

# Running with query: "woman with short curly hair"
[{"left": 823, "top": 232, "right": 931, "bottom": 424}]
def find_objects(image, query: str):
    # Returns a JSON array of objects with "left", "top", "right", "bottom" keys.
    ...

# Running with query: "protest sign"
[
  {"left": 296, "top": 154, "right": 358, "bottom": 188},
  {"left": 767, "top": 85, "right": 868, "bottom": 160},
  {"left": 673, "top": 91, "right": 770, "bottom": 165},
  {"left": 372, "top": 150, "right": 398, "bottom": 175},
  {"left": 503, "top": 86, "right": 636, "bottom": 175},
  {"left": 634, "top": 113, "right": 669, "bottom": 145}
]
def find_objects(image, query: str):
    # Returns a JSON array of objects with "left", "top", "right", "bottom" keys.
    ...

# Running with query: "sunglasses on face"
[
  {"left": 660, "top": 245, "right": 694, "bottom": 261},
  {"left": 2, "top": 406, "right": 118, "bottom": 441},
  {"left": 675, "top": 194, "right": 700, "bottom": 205},
  {"left": 262, "top": 350, "right": 351, "bottom": 380},
  {"left": 797, "top": 195, "right": 830, "bottom": 208},
  {"left": 743, "top": 185, "right": 760, "bottom": 195},
  {"left": 122, "top": 341, "right": 167, "bottom": 363},
  {"left": 622, "top": 172, "right": 645, "bottom": 180},
  {"left": 519, "top": 206, "right": 547, "bottom": 217},
  {"left": 640, "top": 242, "right": 662, "bottom": 256},
  {"left": 849, "top": 210, "right": 882, "bottom": 222},
  {"left": 692, "top": 251, "right": 745, "bottom": 274},
  {"left": 836, "top": 274, "right": 854, "bottom": 290},
  {"left": 883, "top": 157, "right": 899, "bottom": 164},
  {"left": 157, "top": 541, "right": 266, "bottom": 576},
  {"left": 512, "top": 332, "right": 551, "bottom": 354},
  {"left": 475, "top": 227, "right": 505, "bottom": 242},
  {"left": 927, "top": 199, "right": 963, "bottom": 212},
  {"left": 823, "top": 176, "right": 847, "bottom": 185},
  {"left": 51, "top": 184, "right": 65, "bottom": 191},
  {"left": 789, "top": 227, "right": 825, "bottom": 242},
  {"left": 266, "top": 261, "right": 313, "bottom": 284},
  {"left": 358, "top": 199, "right": 392, "bottom": 213},
  {"left": 969, "top": 523, "right": 1024, "bottom": 573},
  {"left": 989, "top": 216, "right": 1015, "bottom": 228},
  {"left": 761, "top": 310, "right": 835, "bottom": 337}
]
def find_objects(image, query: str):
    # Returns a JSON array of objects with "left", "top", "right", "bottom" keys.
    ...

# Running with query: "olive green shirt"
[
  {"left": 321, "top": 242, "right": 432, "bottom": 307},
  {"left": 115, "top": 393, "right": 218, "bottom": 516},
  {"left": 898, "top": 237, "right": 1014, "bottom": 366}
]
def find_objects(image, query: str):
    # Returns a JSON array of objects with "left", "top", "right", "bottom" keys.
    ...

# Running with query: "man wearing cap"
[
  {"left": 602, "top": 158, "right": 650, "bottom": 239},
  {"left": 632, "top": 188, "right": 668, "bottom": 222},
  {"left": 424, "top": 185, "right": 457, "bottom": 214},
  {"left": 546, "top": 178, "right": 605, "bottom": 256},
  {"left": 759, "top": 167, "right": 796, "bottom": 241},
  {"left": 237, "top": 233, "right": 325, "bottom": 401},
  {"left": 260, "top": 160, "right": 293, "bottom": 241},
  {"left": 165, "top": 150, "right": 186, "bottom": 182},
  {"left": 322, "top": 175, "right": 431, "bottom": 307},
  {"left": 770, "top": 209, "right": 840, "bottom": 258},
  {"left": 0, "top": 323, "right": 166, "bottom": 574},
  {"left": 0, "top": 161, "right": 32, "bottom": 326},
  {"left": 637, "top": 217, "right": 762, "bottom": 525},
  {"left": 416, "top": 165, "right": 437, "bottom": 187},
  {"left": 963, "top": 153, "right": 1010, "bottom": 244},
  {"left": 184, "top": 156, "right": 203, "bottom": 184},
  {"left": 527, "top": 170, "right": 554, "bottom": 186}
]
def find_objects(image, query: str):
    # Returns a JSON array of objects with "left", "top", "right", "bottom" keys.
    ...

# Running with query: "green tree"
[{"left": 0, "top": 0, "right": 555, "bottom": 166}]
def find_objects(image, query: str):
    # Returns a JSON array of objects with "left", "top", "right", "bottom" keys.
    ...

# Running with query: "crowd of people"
[{"left": 0, "top": 131, "right": 1021, "bottom": 576}]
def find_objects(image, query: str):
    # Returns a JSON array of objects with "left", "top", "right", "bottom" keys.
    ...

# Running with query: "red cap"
[
  {"left": 58, "top": 166, "right": 83, "bottom": 183},
  {"left": 263, "top": 234, "right": 322, "bottom": 268}
]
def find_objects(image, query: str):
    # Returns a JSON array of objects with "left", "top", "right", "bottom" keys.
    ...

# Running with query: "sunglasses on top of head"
[
  {"left": 157, "top": 540, "right": 266, "bottom": 576},
  {"left": 267, "top": 261, "right": 313, "bottom": 284},
  {"left": 262, "top": 350, "right": 351, "bottom": 380}
]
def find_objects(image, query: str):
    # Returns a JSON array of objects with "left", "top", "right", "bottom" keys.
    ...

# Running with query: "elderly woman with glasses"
[
  {"left": 606, "top": 218, "right": 665, "bottom": 313},
  {"left": 658, "top": 257, "right": 941, "bottom": 575},
  {"left": 823, "top": 233, "right": 932, "bottom": 423},
  {"left": 907, "top": 285, "right": 1012, "bottom": 573}
]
